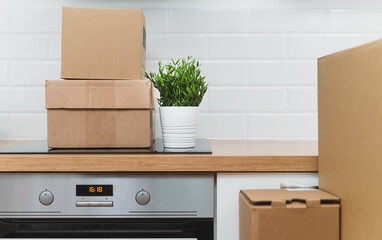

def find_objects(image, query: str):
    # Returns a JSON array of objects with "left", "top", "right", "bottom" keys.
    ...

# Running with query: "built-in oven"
[{"left": 0, "top": 173, "right": 214, "bottom": 239}]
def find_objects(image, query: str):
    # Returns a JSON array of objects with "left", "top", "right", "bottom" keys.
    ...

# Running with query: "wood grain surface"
[{"left": 0, "top": 140, "right": 318, "bottom": 172}]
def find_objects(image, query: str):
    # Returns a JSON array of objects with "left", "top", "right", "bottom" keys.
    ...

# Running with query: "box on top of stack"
[
  {"left": 45, "top": 7, "right": 153, "bottom": 149},
  {"left": 239, "top": 189, "right": 340, "bottom": 240},
  {"left": 61, "top": 7, "right": 146, "bottom": 80}
]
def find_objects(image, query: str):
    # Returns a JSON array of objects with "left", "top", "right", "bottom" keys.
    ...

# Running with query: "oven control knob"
[
  {"left": 39, "top": 190, "right": 54, "bottom": 206},
  {"left": 136, "top": 190, "right": 150, "bottom": 205}
]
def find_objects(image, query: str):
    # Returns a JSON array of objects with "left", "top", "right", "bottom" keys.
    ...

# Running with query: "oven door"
[{"left": 0, "top": 218, "right": 213, "bottom": 240}]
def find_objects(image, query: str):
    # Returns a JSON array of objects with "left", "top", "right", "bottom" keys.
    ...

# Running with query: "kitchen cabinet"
[{"left": 216, "top": 172, "right": 318, "bottom": 240}]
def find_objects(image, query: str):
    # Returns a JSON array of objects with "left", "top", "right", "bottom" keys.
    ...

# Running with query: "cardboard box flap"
[
  {"left": 239, "top": 189, "right": 340, "bottom": 240},
  {"left": 240, "top": 189, "right": 339, "bottom": 207},
  {"left": 46, "top": 80, "right": 153, "bottom": 109},
  {"left": 319, "top": 38, "right": 382, "bottom": 62}
]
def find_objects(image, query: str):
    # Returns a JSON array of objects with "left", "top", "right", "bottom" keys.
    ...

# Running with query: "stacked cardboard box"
[
  {"left": 45, "top": 7, "right": 153, "bottom": 148},
  {"left": 239, "top": 40, "right": 382, "bottom": 240},
  {"left": 239, "top": 189, "right": 340, "bottom": 240},
  {"left": 60, "top": 7, "right": 146, "bottom": 80}
]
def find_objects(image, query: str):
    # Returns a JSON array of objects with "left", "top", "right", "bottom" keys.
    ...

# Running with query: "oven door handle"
[
  {"left": 0, "top": 221, "right": 17, "bottom": 230},
  {"left": 0, "top": 221, "right": 18, "bottom": 237},
  {"left": 0, "top": 218, "right": 214, "bottom": 239},
  {"left": 13, "top": 229, "right": 183, "bottom": 236}
]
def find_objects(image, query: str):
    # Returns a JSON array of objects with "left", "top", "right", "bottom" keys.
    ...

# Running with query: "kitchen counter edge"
[{"left": 0, "top": 139, "right": 318, "bottom": 172}]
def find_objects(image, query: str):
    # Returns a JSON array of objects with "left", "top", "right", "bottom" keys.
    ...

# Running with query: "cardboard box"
[
  {"left": 45, "top": 80, "right": 154, "bottom": 148},
  {"left": 318, "top": 39, "right": 382, "bottom": 239},
  {"left": 239, "top": 189, "right": 340, "bottom": 240},
  {"left": 61, "top": 7, "right": 146, "bottom": 80}
]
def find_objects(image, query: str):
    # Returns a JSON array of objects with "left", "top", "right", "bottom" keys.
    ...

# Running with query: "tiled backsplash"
[{"left": 1, "top": 0, "right": 381, "bottom": 140}]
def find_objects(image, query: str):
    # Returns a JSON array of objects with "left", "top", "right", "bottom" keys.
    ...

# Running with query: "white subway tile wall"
[
  {"left": 248, "top": 114, "right": 318, "bottom": 138},
  {"left": 10, "top": 113, "right": 47, "bottom": 139},
  {"left": 207, "top": 35, "right": 286, "bottom": 59},
  {"left": 169, "top": 10, "right": 246, "bottom": 33},
  {"left": 286, "top": 34, "right": 367, "bottom": 59},
  {"left": 9, "top": 62, "right": 60, "bottom": 86},
  {"left": 147, "top": 34, "right": 206, "bottom": 59},
  {"left": 144, "top": 9, "right": 167, "bottom": 33},
  {"left": 48, "top": 35, "right": 61, "bottom": 60},
  {"left": 201, "top": 61, "right": 246, "bottom": 86},
  {"left": 198, "top": 114, "right": 247, "bottom": 138},
  {"left": 0, "top": 0, "right": 380, "bottom": 139},
  {"left": 0, "top": 36, "right": 48, "bottom": 59},
  {"left": 0, "top": 88, "right": 45, "bottom": 113},
  {"left": 287, "top": 87, "right": 317, "bottom": 112},
  {"left": 329, "top": 10, "right": 382, "bottom": 33},
  {"left": 248, "top": 9, "right": 328, "bottom": 33},
  {"left": 0, "top": 9, "right": 10, "bottom": 33},
  {"left": 10, "top": 8, "right": 61, "bottom": 33},
  {"left": 248, "top": 61, "right": 317, "bottom": 86},
  {"left": 208, "top": 87, "right": 287, "bottom": 113},
  {"left": 0, "top": 114, "right": 10, "bottom": 139},
  {"left": 0, "top": 62, "right": 8, "bottom": 86}
]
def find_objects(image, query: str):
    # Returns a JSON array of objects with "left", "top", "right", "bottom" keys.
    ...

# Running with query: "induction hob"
[{"left": 0, "top": 138, "right": 212, "bottom": 154}]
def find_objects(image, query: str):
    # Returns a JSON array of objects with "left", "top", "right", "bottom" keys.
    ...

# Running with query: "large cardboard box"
[
  {"left": 318, "top": 39, "right": 382, "bottom": 239},
  {"left": 45, "top": 80, "right": 154, "bottom": 148},
  {"left": 61, "top": 7, "right": 146, "bottom": 80},
  {"left": 239, "top": 189, "right": 340, "bottom": 240}
]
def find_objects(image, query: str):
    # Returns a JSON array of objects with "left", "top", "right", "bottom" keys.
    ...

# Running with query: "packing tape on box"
[
  {"left": 84, "top": 81, "right": 117, "bottom": 147},
  {"left": 271, "top": 200, "right": 286, "bottom": 208},
  {"left": 88, "top": 80, "right": 117, "bottom": 108},
  {"left": 271, "top": 199, "right": 321, "bottom": 208},
  {"left": 306, "top": 199, "right": 321, "bottom": 208}
]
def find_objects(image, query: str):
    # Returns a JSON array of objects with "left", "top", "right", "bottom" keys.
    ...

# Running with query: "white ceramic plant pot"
[{"left": 159, "top": 106, "right": 199, "bottom": 148}]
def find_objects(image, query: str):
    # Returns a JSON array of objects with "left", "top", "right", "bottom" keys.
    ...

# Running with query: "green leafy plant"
[{"left": 144, "top": 56, "right": 208, "bottom": 107}]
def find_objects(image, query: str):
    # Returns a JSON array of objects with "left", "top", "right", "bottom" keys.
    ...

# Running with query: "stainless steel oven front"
[{"left": 0, "top": 173, "right": 214, "bottom": 239}]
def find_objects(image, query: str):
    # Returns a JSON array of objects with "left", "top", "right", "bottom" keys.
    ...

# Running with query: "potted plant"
[{"left": 145, "top": 56, "right": 208, "bottom": 148}]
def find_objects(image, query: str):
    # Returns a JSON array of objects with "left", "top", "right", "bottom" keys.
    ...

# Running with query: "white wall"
[{"left": 0, "top": 0, "right": 381, "bottom": 140}]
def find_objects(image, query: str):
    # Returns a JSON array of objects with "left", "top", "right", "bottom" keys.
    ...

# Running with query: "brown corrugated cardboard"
[
  {"left": 46, "top": 80, "right": 152, "bottom": 109},
  {"left": 318, "top": 39, "right": 382, "bottom": 240},
  {"left": 239, "top": 189, "right": 340, "bottom": 240},
  {"left": 45, "top": 80, "right": 154, "bottom": 148},
  {"left": 61, "top": 7, "right": 146, "bottom": 80},
  {"left": 47, "top": 110, "right": 153, "bottom": 148}
]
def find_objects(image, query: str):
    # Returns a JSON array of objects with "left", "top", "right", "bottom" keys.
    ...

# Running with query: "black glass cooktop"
[{"left": 0, "top": 139, "right": 212, "bottom": 154}]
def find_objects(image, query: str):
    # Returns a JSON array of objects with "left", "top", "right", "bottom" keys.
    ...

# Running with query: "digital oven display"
[{"left": 76, "top": 185, "right": 113, "bottom": 196}]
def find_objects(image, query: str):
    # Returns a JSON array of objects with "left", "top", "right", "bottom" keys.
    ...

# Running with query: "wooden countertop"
[{"left": 0, "top": 140, "right": 318, "bottom": 172}]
